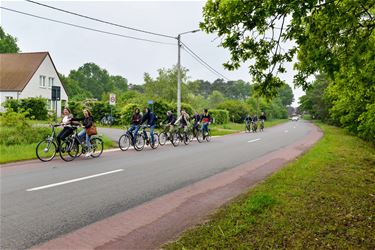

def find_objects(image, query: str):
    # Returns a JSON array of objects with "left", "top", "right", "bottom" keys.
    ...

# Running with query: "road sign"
[
  {"left": 147, "top": 100, "right": 154, "bottom": 105},
  {"left": 51, "top": 86, "right": 61, "bottom": 101},
  {"left": 109, "top": 93, "right": 116, "bottom": 105}
]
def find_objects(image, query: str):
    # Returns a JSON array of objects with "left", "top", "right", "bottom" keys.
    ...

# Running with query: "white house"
[{"left": 0, "top": 52, "right": 68, "bottom": 117}]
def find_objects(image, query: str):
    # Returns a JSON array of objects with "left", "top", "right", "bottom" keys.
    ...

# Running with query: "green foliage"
[
  {"left": 152, "top": 99, "right": 174, "bottom": 123},
  {"left": 66, "top": 101, "right": 84, "bottom": 119},
  {"left": 208, "top": 90, "right": 226, "bottom": 108},
  {"left": 143, "top": 66, "right": 189, "bottom": 102},
  {"left": 120, "top": 103, "right": 139, "bottom": 125},
  {"left": 217, "top": 100, "right": 250, "bottom": 123},
  {"left": 0, "top": 26, "right": 20, "bottom": 53},
  {"left": 299, "top": 74, "right": 332, "bottom": 121},
  {"left": 61, "top": 63, "right": 128, "bottom": 101},
  {"left": 209, "top": 109, "right": 229, "bottom": 124},
  {"left": 0, "top": 109, "right": 29, "bottom": 129},
  {"left": 0, "top": 109, "right": 51, "bottom": 146},
  {"left": 3, "top": 97, "right": 48, "bottom": 120},
  {"left": 201, "top": 0, "right": 374, "bottom": 95}
]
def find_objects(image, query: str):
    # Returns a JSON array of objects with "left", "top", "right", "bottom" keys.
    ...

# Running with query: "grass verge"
[
  {"left": 164, "top": 123, "right": 375, "bottom": 249},
  {"left": 0, "top": 135, "right": 116, "bottom": 164},
  {"left": 210, "top": 119, "right": 288, "bottom": 136}
]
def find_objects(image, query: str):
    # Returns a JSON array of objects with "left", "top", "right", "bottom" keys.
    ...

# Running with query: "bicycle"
[
  {"left": 133, "top": 125, "right": 159, "bottom": 151},
  {"left": 252, "top": 121, "right": 258, "bottom": 133},
  {"left": 245, "top": 122, "right": 251, "bottom": 133},
  {"left": 118, "top": 126, "right": 136, "bottom": 151},
  {"left": 171, "top": 126, "right": 191, "bottom": 147},
  {"left": 203, "top": 127, "right": 212, "bottom": 142},
  {"left": 191, "top": 123, "right": 203, "bottom": 143},
  {"left": 36, "top": 124, "right": 60, "bottom": 162},
  {"left": 158, "top": 124, "right": 174, "bottom": 146},
  {"left": 59, "top": 126, "right": 103, "bottom": 161},
  {"left": 260, "top": 119, "right": 265, "bottom": 132}
]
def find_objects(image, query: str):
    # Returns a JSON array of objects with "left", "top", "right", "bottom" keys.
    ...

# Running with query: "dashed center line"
[
  {"left": 26, "top": 169, "right": 124, "bottom": 192},
  {"left": 248, "top": 138, "right": 261, "bottom": 143}
]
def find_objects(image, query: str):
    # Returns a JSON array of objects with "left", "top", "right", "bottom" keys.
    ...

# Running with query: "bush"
[
  {"left": 217, "top": 100, "right": 250, "bottom": 123},
  {"left": 0, "top": 109, "right": 51, "bottom": 146},
  {"left": 66, "top": 101, "right": 84, "bottom": 119},
  {"left": 120, "top": 103, "right": 139, "bottom": 125},
  {"left": 0, "top": 109, "right": 30, "bottom": 129},
  {"left": 3, "top": 97, "right": 48, "bottom": 120},
  {"left": 210, "top": 109, "right": 229, "bottom": 124}
]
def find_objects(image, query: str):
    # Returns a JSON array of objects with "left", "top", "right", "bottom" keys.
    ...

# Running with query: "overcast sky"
[{"left": 1, "top": 0, "right": 304, "bottom": 106}]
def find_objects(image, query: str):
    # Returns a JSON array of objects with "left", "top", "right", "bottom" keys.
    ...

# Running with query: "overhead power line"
[
  {"left": 25, "top": 0, "right": 176, "bottom": 39},
  {"left": 0, "top": 7, "right": 175, "bottom": 45},
  {"left": 181, "top": 41, "right": 230, "bottom": 80}
]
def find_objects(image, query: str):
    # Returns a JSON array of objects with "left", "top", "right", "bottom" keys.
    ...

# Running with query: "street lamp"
[{"left": 177, "top": 29, "right": 200, "bottom": 114}]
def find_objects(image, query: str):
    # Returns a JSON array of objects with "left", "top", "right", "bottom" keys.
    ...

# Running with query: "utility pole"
[
  {"left": 176, "top": 29, "right": 200, "bottom": 115},
  {"left": 177, "top": 34, "right": 181, "bottom": 115}
]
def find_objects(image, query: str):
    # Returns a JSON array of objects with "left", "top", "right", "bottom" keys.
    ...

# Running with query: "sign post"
[
  {"left": 109, "top": 93, "right": 116, "bottom": 119},
  {"left": 51, "top": 86, "right": 61, "bottom": 121}
]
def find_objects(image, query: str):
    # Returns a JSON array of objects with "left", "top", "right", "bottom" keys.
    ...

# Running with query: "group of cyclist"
[
  {"left": 40, "top": 105, "right": 266, "bottom": 162},
  {"left": 244, "top": 112, "right": 267, "bottom": 132},
  {"left": 125, "top": 107, "right": 212, "bottom": 147}
]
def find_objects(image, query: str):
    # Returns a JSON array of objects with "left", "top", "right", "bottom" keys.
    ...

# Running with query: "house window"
[
  {"left": 48, "top": 77, "right": 54, "bottom": 88},
  {"left": 5, "top": 96, "right": 14, "bottom": 100},
  {"left": 39, "top": 75, "right": 46, "bottom": 88}
]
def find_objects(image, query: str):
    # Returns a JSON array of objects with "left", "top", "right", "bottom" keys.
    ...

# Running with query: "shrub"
[
  {"left": 120, "top": 103, "right": 139, "bottom": 125},
  {"left": 210, "top": 109, "right": 229, "bottom": 124},
  {"left": 3, "top": 97, "right": 48, "bottom": 120},
  {"left": 0, "top": 109, "right": 30, "bottom": 129},
  {"left": 217, "top": 100, "right": 250, "bottom": 123}
]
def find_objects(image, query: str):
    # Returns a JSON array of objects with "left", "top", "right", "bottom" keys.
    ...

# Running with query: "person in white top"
[
  {"left": 56, "top": 107, "right": 74, "bottom": 152},
  {"left": 174, "top": 110, "right": 190, "bottom": 132}
]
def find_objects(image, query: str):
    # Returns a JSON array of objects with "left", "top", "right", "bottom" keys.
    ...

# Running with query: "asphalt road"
[{"left": 1, "top": 121, "right": 310, "bottom": 249}]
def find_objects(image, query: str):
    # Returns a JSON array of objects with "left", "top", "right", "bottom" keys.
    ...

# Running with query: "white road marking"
[
  {"left": 26, "top": 169, "right": 124, "bottom": 192},
  {"left": 248, "top": 138, "right": 261, "bottom": 143},
  {"left": 284, "top": 130, "right": 289, "bottom": 133}
]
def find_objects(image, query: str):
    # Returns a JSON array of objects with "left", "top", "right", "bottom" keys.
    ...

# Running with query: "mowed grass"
[
  {"left": 164, "top": 123, "right": 375, "bottom": 249},
  {"left": 0, "top": 135, "right": 116, "bottom": 164},
  {"left": 210, "top": 119, "right": 288, "bottom": 136}
]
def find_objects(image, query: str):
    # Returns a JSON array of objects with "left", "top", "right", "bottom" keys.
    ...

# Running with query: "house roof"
[{"left": 0, "top": 52, "right": 49, "bottom": 91}]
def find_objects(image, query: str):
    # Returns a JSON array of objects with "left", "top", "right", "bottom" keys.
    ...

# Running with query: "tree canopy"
[
  {"left": 200, "top": 0, "right": 374, "bottom": 96},
  {"left": 0, "top": 26, "right": 20, "bottom": 53}
]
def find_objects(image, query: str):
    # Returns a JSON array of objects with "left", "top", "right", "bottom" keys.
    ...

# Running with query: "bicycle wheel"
[
  {"left": 159, "top": 132, "right": 168, "bottom": 146},
  {"left": 118, "top": 134, "right": 131, "bottom": 151},
  {"left": 171, "top": 132, "right": 180, "bottom": 147},
  {"left": 196, "top": 130, "right": 203, "bottom": 143},
  {"left": 151, "top": 133, "right": 159, "bottom": 149},
  {"left": 90, "top": 137, "right": 103, "bottom": 158},
  {"left": 134, "top": 133, "right": 145, "bottom": 151},
  {"left": 36, "top": 139, "right": 57, "bottom": 162},
  {"left": 59, "top": 139, "right": 79, "bottom": 162},
  {"left": 183, "top": 132, "right": 190, "bottom": 145},
  {"left": 205, "top": 130, "right": 212, "bottom": 142}
]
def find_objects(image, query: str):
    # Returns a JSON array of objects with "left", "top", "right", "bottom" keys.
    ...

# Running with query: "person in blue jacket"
[{"left": 136, "top": 107, "right": 157, "bottom": 146}]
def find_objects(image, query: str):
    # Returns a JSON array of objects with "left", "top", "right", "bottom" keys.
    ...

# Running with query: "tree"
[
  {"left": 200, "top": 0, "right": 374, "bottom": 95},
  {"left": 143, "top": 66, "right": 190, "bottom": 102},
  {"left": 208, "top": 90, "right": 226, "bottom": 108},
  {"left": 277, "top": 84, "right": 294, "bottom": 107},
  {"left": 61, "top": 63, "right": 129, "bottom": 101},
  {"left": 299, "top": 74, "right": 332, "bottom": 121},
  {"left": 0, "top": 27, "right": 20, "bottom": 53}
]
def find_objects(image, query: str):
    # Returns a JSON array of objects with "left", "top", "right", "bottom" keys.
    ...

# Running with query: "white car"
[{"left": 291, "top": 116, "right": 299, "bottom": 121}]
